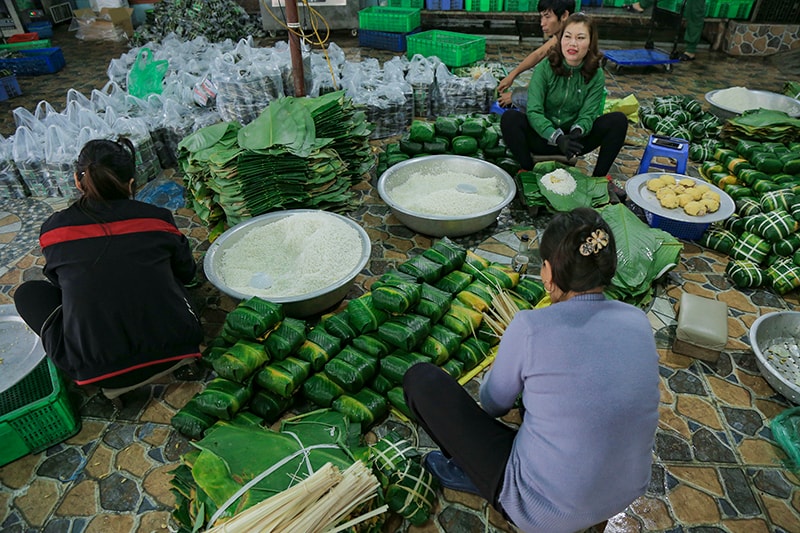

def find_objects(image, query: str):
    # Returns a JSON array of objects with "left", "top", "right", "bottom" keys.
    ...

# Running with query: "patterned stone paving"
[{"left": 1, "top": 20, "right": 800, "bottom": 533}]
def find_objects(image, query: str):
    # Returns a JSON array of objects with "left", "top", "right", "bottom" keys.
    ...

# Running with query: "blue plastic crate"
[
  {"left": 0, "top": 75, "right": 21, "bottom": 99},
  {"left": 646, "top": 211, "right": 709, "bottom": 240},
  {"left": 358, "top": 28, "right": 421, "bottom": 52},
  {"left": 0, "top": 47, "right": 65, "bottom": 76},
  {"left": 425, "top": 0, "right": 464, "bottom": 9},
  {"left": 25, "top": 21, "right": 53, "bottom": 39}
]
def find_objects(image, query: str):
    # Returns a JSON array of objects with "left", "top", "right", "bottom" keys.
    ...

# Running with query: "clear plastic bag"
[
  {"left": 433, "top": 63, "right": 497, "bottom": 116},
  {"left": 44, "top": 125, "right": 80, "bottom": 199},
  {"left": 406, "top": 54, "right": 436, "bottom": 119},
  {"left": 113, "top": 117, "right": 162, "bottom": 186},
  {"left": 13, "top": 126, "right": 54, "bottom": 197},
  {"left": 0, "top": 135, "right": 28, "bottom": 199}
]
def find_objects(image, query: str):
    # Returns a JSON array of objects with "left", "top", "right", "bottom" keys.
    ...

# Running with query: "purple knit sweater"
[{"left": 480, "top": 293, "right": 660, "bottom": 533}]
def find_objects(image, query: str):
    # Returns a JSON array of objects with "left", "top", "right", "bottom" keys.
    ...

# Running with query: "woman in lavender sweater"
[{"left": 403, "top": 207, "right": 660, "bottom": 533}]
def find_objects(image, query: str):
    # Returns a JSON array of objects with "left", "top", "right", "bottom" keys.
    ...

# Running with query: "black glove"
[
  {"left": 555, "top": 133, "right": 583, "bottom": 158},
  {"left": 568, "top": 128, "right": 583, "bottom": 141}
]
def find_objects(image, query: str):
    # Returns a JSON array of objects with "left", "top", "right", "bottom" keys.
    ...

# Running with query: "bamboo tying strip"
[{"left": 205, "top": 461, "right": 385, "bottom": 533}]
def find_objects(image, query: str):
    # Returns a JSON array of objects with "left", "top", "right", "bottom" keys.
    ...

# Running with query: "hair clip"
[{"left": 579, "top": 229, "right": 609, "bottom": 256}]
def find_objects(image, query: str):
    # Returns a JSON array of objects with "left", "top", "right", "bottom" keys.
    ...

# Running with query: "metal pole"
[{"left": 284, "top": 0, "right": 306, "bottom": 97}]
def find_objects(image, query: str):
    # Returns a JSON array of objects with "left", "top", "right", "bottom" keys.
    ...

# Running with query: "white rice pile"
[
  {"left": 710, "top": 87, "right": 758, "bottom": 113},
  {"left": 540, "top": 168, "right": 576, "bottom": 196},
  {"left": 219, "top": 212, "right": 363, "bottom": 298},
  {"left": 389, "top": 171, "right": 505, "bottom": 216}
]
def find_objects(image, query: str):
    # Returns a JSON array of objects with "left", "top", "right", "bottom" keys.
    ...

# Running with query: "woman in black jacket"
[{"left": 14, "top": 138, "right": 203, "bottom": 388}]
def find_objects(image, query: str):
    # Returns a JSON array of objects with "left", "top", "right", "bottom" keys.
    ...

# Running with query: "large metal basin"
[
  {"left": 204, "top": 209, "right": 371, "bottom": 318},
  {"left": 705, "top": 89, "right": 800, "bottom": 120},
  {"left": 377, "top": 155, "right": 516, "bottom": 237},
  {"left": 749, "top": 311, "right": 800, "bottom": 405}
]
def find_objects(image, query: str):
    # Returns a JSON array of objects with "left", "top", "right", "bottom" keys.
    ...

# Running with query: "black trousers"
[
  {"left": 403, "top": 362, "right": 517, "bottom": 508},
  {"left": 500, "top": 110, "right": 628, "bottom": 176},
  {"left": 14, "top": 279, "right": 60, "bottom": 334},
  {"left": 14, "top": 279, "right": 180, "bottom": 388}
]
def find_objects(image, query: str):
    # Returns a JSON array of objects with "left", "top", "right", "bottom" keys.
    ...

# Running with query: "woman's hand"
[
  {"left": 497, "top": 91, "right": 513, "bottom": 107},
  {"left": 497, "top": 73, "right": 516, "bottom": 93},
  {"left": 556, "top": 133, "right": 583, "bottom": 158}
]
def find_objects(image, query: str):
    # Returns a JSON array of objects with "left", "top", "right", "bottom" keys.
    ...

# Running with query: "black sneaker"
[{"left": 423, "top": 451, "right": 481, "bottom": 495}]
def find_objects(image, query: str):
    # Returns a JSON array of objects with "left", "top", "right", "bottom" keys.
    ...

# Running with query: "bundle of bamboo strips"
[
  {"left": 205, "top": 461, "right": 386, "bottom": 533},
  {"left": 482, "top": 289, "right": 524, "bottom": 338}
]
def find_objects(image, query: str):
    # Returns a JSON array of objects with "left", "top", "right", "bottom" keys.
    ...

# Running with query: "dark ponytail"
[
  {"left": 539, "top": 207, "right": 617, "bottom": 293},
  {"left": 75, "top": 138, "right": 137, "bottom": 206}
]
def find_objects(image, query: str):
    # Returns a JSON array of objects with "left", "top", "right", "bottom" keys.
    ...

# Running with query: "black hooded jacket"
[{"left": 38, "top": 198, "right": 203, "bottom": 385}]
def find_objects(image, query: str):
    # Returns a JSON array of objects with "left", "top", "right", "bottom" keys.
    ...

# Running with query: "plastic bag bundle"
[
  {"left": 113, "top": 117, "right": 162, "bottom": 185},
  {"left": 341, "top": 60, "right": 413, "bottom": 140},
  {"left": 148, "top": 96, "right": 194, "bottom": 168},
  {"left": 432, "top": 63, "right": 497, "bottom": 116},
  {"left": 44, "top": 125, "right": 80, "bottom": 198},
  {"left": 406, "top": 55, "right": 437, "bottom": 119},
  {"left": 212, "top": 50, "right": 284, "bottom": 125},
  {"left": 0, "top": 136, "right": 27, "bottom": 199},
  {"left": 12, "top": 126, "right": 56, "bottom": 198},
  {"left": 272, "top": 41, "right": 313, "bottom": 98}
]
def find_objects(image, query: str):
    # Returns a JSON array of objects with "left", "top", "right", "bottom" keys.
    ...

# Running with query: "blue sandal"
[{"left": 424, "top": 451, "right": 481, "bottom": 495}]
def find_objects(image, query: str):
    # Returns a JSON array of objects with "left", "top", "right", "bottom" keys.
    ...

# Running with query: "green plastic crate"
[
  {"left": 0, "top": 39, "right": 52, "bottom": 52},
  {"left": 358, "top": 7, "right": 421, "bottom": 33},
  {"left": 387, "top": 0, "right": 425, "bottom": 7},
  {"left": 657, "top": 0, "right": 683, "bottom": 12},
  {"left": 505, "top": 0, "right": 537, "bottom": 10},
  {"left": 0, "top": 358, "right": 81, "bottom": 467},
  {"left": 708, "top": 0, "right": 754, "bottom": 18},
  {"left": 406, "top": 30, "right": 486, "bottom": 67},
  {"left": 602, "top": 0, "right": 627, "bottom": 6},
  {"left": 465, "top": 0, "right": 504, "bottom": 10}
]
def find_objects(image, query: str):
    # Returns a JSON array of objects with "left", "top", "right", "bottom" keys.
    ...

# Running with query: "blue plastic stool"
[{"left": 637, "top": 134, "right": 690, "bottom": 175}]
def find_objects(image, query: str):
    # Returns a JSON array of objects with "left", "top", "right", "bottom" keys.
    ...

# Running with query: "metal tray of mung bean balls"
[{"left": 625, "top": 172, "right": 736, "bottom": 224}]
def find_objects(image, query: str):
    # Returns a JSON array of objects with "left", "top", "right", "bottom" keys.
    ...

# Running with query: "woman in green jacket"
[{"left": 500, "top": 13, "right": 627, "bottom": 179}]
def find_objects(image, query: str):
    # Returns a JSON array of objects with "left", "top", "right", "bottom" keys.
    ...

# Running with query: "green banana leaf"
[
  {"left": 520, "top": 161, "right": 608, "bottom": 212},
  {"left": 598, "top": 204, "right": 683, "bottom": 305},
  {"left": 174, "top": 410, "right": 364, "bottom": 531}
]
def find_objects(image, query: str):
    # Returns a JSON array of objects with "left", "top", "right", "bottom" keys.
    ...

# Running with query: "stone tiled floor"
[{"left": 1, "top": 20, "right": 800, "bottom": 533}]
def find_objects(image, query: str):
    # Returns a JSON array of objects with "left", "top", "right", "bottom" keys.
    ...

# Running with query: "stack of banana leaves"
[
  {"left": 598, "top": 203, "right": 683, "bottom": 308},
  {"left": 170, "top": 410, "right": 441, "bottom": 531},
  {"left": 172, "top": 238, "right": 549, "bottom": 441},
  {"left": 720, "top": 109, "right": 800, "bottom": 145},
  {"left": 177, "top": 90, "right": 374, "bottom": 234}
]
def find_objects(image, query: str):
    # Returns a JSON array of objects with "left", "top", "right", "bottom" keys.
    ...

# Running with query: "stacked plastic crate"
[
  {"left": 358, "top": 5, "right": 422, "bottom": 52},
  {"left": 705, "top": 0, "right": 755, "bottom": 19}
]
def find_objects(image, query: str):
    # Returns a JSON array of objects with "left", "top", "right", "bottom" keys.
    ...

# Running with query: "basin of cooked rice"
[
  {"left": 377, "top": 155, "right": 516, "bottom": 237},
  {"left": 204, "top": 210, "right": 371, "bottom": 316}
]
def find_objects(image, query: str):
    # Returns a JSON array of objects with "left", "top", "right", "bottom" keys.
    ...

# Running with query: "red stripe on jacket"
[
  {"left": 73, "top": 353, "right": 201, "bottom": 386},
  {"left": 40, "top": 218, "right": 184, "bottom": 248}
]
